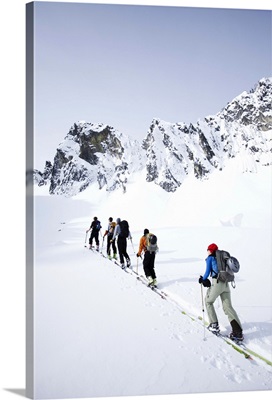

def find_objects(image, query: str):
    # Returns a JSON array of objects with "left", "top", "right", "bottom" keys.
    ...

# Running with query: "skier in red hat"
[{"left": 198, "top": 243, "right": 243, "bottom": 341}]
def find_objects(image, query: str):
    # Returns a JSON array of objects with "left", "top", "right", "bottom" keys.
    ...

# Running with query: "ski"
[
  {"left": 131, "top": 273, "right": 167, "bottom": 299},
  {"left": 150, "top": 284, "right": 167, "bottom": 299},
  {"left": 100, "top": 252, "right": 110, "bottom": 259},
  {"left": 213, "top": 332, "right": 254, "bottom": 361},
  {"left": 85, "top": 245, "right": 99, "bottom": 252},
  {"left": 130, "top": 270, "right": 168, "bottom": 299},
  {"left": 113, "top": 260, "right": 131, "bottom": 273},
  {"left": 187, "top": 315, "right": 271, "bottom": 365},
  {"left": 215, "top": 333, "right": 272, "bottom": 365}
]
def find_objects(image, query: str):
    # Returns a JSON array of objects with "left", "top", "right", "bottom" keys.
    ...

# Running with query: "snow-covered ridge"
[
  {"left": 33, "top": 77, "right": 272, "bottom": 196},
  {"left": 34, "top": 122, "right": 144, "bottom": 196}
]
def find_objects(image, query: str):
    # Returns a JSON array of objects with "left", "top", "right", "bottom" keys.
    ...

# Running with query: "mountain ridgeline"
[{"left": 34, "top": 77, "right": 272, "bottom": 196}]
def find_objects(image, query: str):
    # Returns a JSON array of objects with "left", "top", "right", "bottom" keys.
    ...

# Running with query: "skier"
[
  {"left": 198, "top": 243, "right": 244, "bottom": 341},
  {"left": 112, "top": 218, "right": 131, "bottom": 269},
  {"left": 137, "top": 228, "right": 157, "bottom": 287},
  {"left": 86, "top": 216, "right": 101, "bottom": 251},
  {"left": 103, "top": 217, "right": 117, "bottom": 260}
]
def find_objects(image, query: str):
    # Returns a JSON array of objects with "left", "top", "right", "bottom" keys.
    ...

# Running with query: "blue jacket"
[{"left": 203, "top": 255, "right": 218, "bottom": 280}]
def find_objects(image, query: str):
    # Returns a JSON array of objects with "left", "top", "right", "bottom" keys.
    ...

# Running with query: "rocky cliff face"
[
  {"left": 34, "top": 122, "right": 143, "bottom": 196},
  {"left": 142, "top": 78, "right": 271, "bottom": 192},
  {"left": 34, "top": 77, "right": 272, "bottom": 196},
  {"left": 222, "top": 78, "right": 272, "bottom": 131},
  {"left": 142, "top": 119, "right": 217, "bottom": 192}
]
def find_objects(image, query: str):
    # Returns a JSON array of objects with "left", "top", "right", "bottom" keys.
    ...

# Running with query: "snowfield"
[{"left": 30, "top": 160, "right": 272, "bottom": 399}]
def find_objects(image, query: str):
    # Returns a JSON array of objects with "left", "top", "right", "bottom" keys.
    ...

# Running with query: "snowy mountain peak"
[
  {"left": 34, "top": 121, "right": 143, "bottom": 196},
  {"left": 221, "top": 77, "right": 272, "bottom": 131},
  {"left": 34, "top": 77, "right": 272, "bottom": 196}
]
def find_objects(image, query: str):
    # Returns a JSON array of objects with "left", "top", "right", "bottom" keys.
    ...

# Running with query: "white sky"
[{"left": 27, "top": 0, "right": 272, "bottom": 169}]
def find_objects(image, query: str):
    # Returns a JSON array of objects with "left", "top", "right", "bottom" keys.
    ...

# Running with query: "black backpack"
[
  {"left": 146, "top": 233, "right": 158, "bottom": 253},
  {"left": 119, "top": 220, "right": 129, "bottom": 238},
  {"left": 95, "top": 220, "right": 101, "bottom": 230},
  {"left": 215, "top": 250, "right": 240, "bottom": 287}
]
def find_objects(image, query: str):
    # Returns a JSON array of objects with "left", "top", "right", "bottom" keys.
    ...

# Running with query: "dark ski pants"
[
  {"left": 143, "top": 251, "right": 156, "bottom": 279},
  {"left": 107, "top": 235, "right": 117, "bottom": 256},
  {"left": 89, "top": 230, "right": 99, "bottom": 246},
  {"left": 117, "top": 236, "right": 130, "bottom": 264}
]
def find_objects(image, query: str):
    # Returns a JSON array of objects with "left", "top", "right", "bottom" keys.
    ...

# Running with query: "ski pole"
[
  {"left": 130, "top": 237, "right": 135, "bottom": 253},
  {"left": 137, "top": 254, "right": 142, "bottom": 275},
  {"left": 200, "top": 283, "right": 207, "bottom": 341},
  {"left": 100, "top": 236, "right": 104, "bottom": 254},
  {"left": 84, "top": 231, "right": 88, "bottom": 247}
]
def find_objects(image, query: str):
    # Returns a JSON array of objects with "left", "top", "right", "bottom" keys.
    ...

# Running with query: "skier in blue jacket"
[{"left": 199, "top": 243, "right": 243, "bottom": 341}]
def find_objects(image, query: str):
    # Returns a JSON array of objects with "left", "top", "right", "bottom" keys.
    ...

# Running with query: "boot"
[
  {"left": 229, "top": 331, "right": 244, "bottom": 341},
  {"left": 229, "top": 320, "right": 244, "bottom": 341},
  {"left": 147, "top": 276, "right": 154, "bottom": 286},
  {"left": 207, "top": 322, "right": 220, "bottom": 334}
]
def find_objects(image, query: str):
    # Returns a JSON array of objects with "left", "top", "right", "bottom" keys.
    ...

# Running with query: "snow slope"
[{"left": 31, "top": 161, "right": 272, "bottom": 399}]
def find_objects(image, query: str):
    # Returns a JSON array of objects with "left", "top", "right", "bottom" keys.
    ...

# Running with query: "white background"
[{"left": 0, "top": 1, "right": 271, "bottom": 400}]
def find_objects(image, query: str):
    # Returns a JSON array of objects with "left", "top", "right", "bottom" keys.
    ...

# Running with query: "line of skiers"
[
  {"left": 86, "top": 217, "right": 243, "bottom": 341},
  {"left": 86, "top": 216, "right": 158, "bottom": 287}
]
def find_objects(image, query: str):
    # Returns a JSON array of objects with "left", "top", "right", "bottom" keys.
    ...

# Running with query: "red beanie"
[{"left": 207, "top": 243, "right": 218, "bottom": 253}]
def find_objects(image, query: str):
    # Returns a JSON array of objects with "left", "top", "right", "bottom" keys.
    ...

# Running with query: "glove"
[
  {"left": 202, "top": 279, "right": 211, "bottom": 288},
  {"left": 136, "top": 253, "right": 141, "bottom": 258},
  {"left": 199, "top": 276, "right": 211, "bottom": 287}
]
